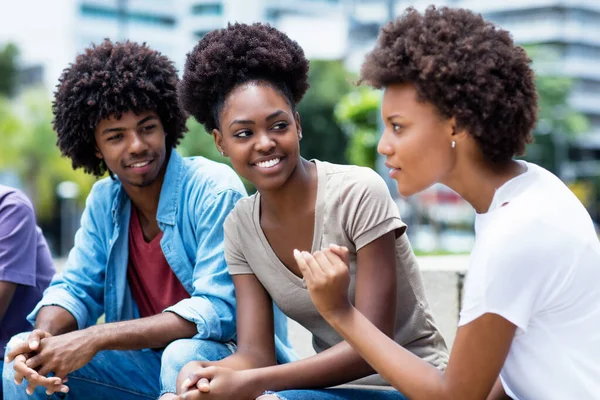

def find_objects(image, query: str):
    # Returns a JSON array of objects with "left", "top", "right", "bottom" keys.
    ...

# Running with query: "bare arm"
[
  {"left": 178, "top": 233, "right": 398, "bottom": 398},
  {"left": 295, "top": 247, "right": 516, "bottom": 400},
  {"left": 487, "top": 377, "right": 510, "bottom": 400},
  {"left": 34, "top": 305, "right": 78, "bottom": 336},
  {"left": 243, "top": 232, "right": 398, "bottom": 393},
  {"left": 0, "top": 280, "right": 17, "bottom": 324},
  {"left": 88, "top": 311, "right": 197, "bottom": 352}
]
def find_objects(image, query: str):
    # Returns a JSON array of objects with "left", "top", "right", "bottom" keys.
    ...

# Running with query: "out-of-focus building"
[{"left": 0, "top": 0, "right": 348, "bottom": 92}]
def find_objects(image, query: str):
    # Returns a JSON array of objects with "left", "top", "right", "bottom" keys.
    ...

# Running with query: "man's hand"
[
  {"left": 5, "top": 330, "right": 69, "bottom": 395},
  {"left": 24, "top": 328, "right": 98, "bottom": 379},
  {"left": 293, "top": 245, "right": 353, "bottom": 322},
  {"left": 177, "top": 366, "right": 257, "bottom": 400}
]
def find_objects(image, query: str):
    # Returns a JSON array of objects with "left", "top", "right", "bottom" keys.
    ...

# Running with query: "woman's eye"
[
  {"left": 272, "top": 122, "right": 289, "bottom": 131},
  {"left": 234, "top": 130, "right": 252, "bottom": 138},
  {"left": 392, "top": 123, "right": 403, "bottom": 132}
]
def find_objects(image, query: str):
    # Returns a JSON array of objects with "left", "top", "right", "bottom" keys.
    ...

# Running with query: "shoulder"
[
  {"left": 0, "top": 186, "right": 35, "bottom": 221},
  {"left": 182, "top": 156, "right": 247, "bottom": 198},
  {"left": 224, "top": 194, "right": 257, "bottom": 234},
  {"left": 318, "top": 161, "right": 390, "bottom": 197}
]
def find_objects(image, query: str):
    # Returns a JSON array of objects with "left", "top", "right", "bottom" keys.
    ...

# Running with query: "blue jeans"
[
  {"left": 2, "top": 333, "right": 235, "bottom": 399},
  {"left": 264, "top": 388, "right": 408, "bottom": 400}
]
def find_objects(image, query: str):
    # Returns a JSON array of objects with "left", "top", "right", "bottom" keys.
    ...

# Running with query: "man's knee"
[
  {"left": 161, "top": 338, "right": 234, "bottom": 368},
  {"left": 4, "top": 332, "right": 31, "bottom": 355}
]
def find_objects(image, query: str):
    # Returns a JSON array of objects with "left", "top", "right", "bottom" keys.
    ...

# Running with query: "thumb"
[{"left": 329, "top": 244, "right": 350, "bottom": 264}]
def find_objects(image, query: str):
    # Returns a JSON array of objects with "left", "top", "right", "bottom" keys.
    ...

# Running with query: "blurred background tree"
[
  {"left": 0, "top": 42, "right": 19, "bottom": 97},
  {"left": 0, "top": 88, "right": 97, "bottom": 220},
  {"left": 297, "top": 59, "right": 352, "bottom": 164},
  {"left": 335, "top": 86, "right": 380, "bottom": 170}
]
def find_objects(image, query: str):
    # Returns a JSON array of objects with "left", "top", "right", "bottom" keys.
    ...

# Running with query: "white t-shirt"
[{"left": 459, "top": 161, "right": 600, "bottom": 399}]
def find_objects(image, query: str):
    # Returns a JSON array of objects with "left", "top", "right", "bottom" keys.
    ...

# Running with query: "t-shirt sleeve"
[
  {"left": 459, "top": 222, "right": 567, "bottom": 331},
  {"left": 223, "top": 212, "right": 254, "bottom": 275},
  {"left": 0, "top": 192, "right": 38, "bottom": 286},
  {"left": 342, "top": 167, "right": 407, "bottom": 250}
]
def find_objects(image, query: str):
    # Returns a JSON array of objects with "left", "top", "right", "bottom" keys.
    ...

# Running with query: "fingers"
[
  {"left": 179, "top": 366, "right": 216, "bottom": 393},
  {"left": 293, "top": 249, "right": 315, "bottom": 282},
  {"left": 197, "top": 378, "right": 210, "bottom": 393},
  {"left": 5, "top": 338, "right": 30, "bottom": 363},
  {"left": 27, "top": 329, "right": 50, "bottom": 351},
  {"left": 329, "top": 244, "right": 350, "bottom": 263},
  {"left": 25, "top": 352, "right": 43, "bottom": 370},
  {"left": 13, "top": 355, "right": 28, "bottom": 385},
  {"left": 178, "top": 389, "right": 203, "bottom": 400}
]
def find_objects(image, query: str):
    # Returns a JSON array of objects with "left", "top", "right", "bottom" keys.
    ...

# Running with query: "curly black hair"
[
  {"left": 53, "top": 39, "right": 187, "bottom": 176},
  {"left": 179, "top": 22, "right": 310, "bottom": 133},
  {"left": 361, "top": 6, "right": 538, "bottom": 164}
]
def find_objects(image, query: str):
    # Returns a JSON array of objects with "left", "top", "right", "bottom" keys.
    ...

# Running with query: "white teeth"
[
  {"left": 130, "top": 161, "right": 150, "bottom": 168},
  {"left": 255, "top": 158, "right": 281, "bottom": 168}
]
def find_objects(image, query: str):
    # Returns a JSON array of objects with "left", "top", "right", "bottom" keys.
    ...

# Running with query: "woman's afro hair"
[
  {"left": 179, "top": 22, "right": 310, "bottom": 132},
  {"left": 53, "top": 39, "right": 187, "bottom": 176},
  {"left": 361, "top": 6, "right": 538, "bottom": 164}
]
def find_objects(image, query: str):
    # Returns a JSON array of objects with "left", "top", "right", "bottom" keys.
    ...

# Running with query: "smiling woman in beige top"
[{"left": 171, "top": 22, "right": 448, "bottom": 400}]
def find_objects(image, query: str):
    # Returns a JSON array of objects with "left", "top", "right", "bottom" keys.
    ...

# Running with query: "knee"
[
  {"left": 4, "top": 332, "right": 31, "bottom": 355},
  {"left": 161, "top": 338, "right": 233, "bottom": 369}
]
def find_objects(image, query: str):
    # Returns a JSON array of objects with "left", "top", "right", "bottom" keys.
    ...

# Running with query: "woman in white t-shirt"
[{"left": 294, "top": 6, "right": 600, "bottom": 400}]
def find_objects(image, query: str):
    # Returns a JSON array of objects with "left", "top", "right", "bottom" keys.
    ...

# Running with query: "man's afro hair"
[{"left": 53, "top": 39, "right": 187, "bottom": 176}]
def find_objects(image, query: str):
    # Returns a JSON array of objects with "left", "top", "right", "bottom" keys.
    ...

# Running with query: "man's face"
[{"left": 94, "top": 110, "right": 168, "bottom": 189}]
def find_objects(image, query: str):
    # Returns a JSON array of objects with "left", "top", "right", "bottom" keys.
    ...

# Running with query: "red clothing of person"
[{"left": 127, "top": 208, "right": 190, "bottom": 318}]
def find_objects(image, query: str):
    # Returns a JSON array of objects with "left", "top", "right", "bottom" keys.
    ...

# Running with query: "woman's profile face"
[
  {"left": 214, "top": 82, "right": 302, "bottom": 192},
  {"left": 377, "top": 82, "right": 457, "bottom": 197}
]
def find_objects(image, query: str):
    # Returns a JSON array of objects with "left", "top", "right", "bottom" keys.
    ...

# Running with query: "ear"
[
  {"left": 95, "top": 146, "right": 103, "bottom": 160},
  {"left": 212, "top": 129, "right": 225, "bottom": 156},
  {"left": 294, "top": 111, "right": 302, "bottom": 141},
  {"left": 448, "top": 116, "right": 468, "bottom": 144}
]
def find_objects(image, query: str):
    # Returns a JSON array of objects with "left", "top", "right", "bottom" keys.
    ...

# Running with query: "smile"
[
  {"left": 128, "top": 160, "right": 152, "bottom": 168},
  {"left": 254, "top": 158, "right": 281, "bottom": 169}
]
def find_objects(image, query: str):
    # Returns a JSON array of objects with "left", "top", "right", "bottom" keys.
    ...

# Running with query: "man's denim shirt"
[{"left": 28, "top": 150, "right": 296, "bottom": 363}]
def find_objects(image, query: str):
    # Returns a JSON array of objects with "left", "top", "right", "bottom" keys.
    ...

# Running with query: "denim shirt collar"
[{"left": 109, "top": 149, "right": 184, "bottom": 226}]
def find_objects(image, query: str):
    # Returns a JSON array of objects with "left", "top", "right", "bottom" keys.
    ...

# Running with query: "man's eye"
[
  {"left": 142, "top": 125, "right": 156, "bottom": 132},
  {"left": 108, "top": 134, "right": 122, "bottom": 141}
]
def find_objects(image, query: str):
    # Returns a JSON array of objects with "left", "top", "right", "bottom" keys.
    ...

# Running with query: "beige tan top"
[{"left": 224, "top": 160, "right": 448, "bottom": 387}]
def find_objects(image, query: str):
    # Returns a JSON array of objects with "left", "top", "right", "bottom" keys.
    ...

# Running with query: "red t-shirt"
[{"left": 127, "top": 209, "right": 190, "bottom": 318}]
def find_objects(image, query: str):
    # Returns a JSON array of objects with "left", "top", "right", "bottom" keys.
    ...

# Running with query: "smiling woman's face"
[
  {"left": 214, "top": 82, "right": 302, "bottom": 192},
  {"left": 377, "top": 83, "right": 456, "bottom": 197}
]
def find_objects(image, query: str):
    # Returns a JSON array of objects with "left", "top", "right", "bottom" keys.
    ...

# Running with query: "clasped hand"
[{"left": 5, "top": 328, "right": 97, "bottom": 395}]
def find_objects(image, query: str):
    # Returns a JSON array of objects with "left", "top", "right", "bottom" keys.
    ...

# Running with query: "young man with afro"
[{"left": 2, "top": 39, "right": 295, "bottom": 399}]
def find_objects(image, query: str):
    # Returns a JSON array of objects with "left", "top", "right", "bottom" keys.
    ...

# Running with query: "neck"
[
  {"left": 442, "top": 157, "right": 525, "bottom": 214},
  {"left": 259, "top": 157, "right": 317, "bottom": 218},
  {"left": 122, "top": 162, "right": 167, "bottom": 223}
]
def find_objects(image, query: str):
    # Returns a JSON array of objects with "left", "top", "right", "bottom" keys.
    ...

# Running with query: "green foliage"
[
  {"left": 0, "top": 89, "right": 97, "bottom": 221},
  {"left": 297, "top": 60, "right": 353, "bottom": 164},
  {"left": 334, "top": 87, "right": 381, "bottom": 169},
  {"left": 0, "top": 43, "right": 19, "bottom": 97}
]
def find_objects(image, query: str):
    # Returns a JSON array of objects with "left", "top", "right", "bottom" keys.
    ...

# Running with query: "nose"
[
  {"left": 128, "top": 131, "right": 148, "bottom": 154},
  {"left": 377, "top": 128, "right": 393, "bottom": 156},
  {"left": 255, "top": 131, "right": 276, "bottom": 153}
]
